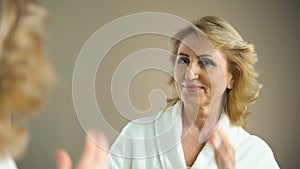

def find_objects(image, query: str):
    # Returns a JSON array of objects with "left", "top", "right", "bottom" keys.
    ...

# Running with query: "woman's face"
[{"left": 174, "top": 32, "right": 233, "bottom": 115}]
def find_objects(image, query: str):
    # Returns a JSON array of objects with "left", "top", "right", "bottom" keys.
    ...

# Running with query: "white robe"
[
  {"left": 109, "top": 101, "right": 280, "bottom": 169},
  {"left": 0, "top": 155, "right": 17, "bottom": 169}
]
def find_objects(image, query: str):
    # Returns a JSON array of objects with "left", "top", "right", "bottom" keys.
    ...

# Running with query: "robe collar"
[{"left": 154, "top": 101, "right": 238, "bottom": 168}]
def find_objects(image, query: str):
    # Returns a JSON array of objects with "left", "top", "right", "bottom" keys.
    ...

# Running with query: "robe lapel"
[
  {"left": 191, "top": 113, "right": 239, "bottom": 169},
  {"left": 154, "top": 101, "right": 186, "bottom": 168},
  {"left": 154, "top": 101, "right": 238, "bottom": 169}
]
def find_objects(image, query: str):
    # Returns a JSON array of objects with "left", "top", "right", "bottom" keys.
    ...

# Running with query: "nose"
[{"left": 185, "top": 62, "right": 200, "bottom": 80}]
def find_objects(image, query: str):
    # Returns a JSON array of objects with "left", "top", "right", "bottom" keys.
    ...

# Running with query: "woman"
[
  {"left": 0, "top": 0, "right": 108, "bottom": 168},
  {"left": 109, "top": 16, "right": 280, "bottom": 168},
  {"left": 0, "top": 0, "right": 54, "bottom": 167}
]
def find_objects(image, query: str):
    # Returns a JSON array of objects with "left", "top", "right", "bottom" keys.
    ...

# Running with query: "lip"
[{"left": 182, "top": 84, "right": 205, "bottom": 92}]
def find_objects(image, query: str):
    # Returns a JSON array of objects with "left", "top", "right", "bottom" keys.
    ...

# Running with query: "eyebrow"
[{"left": 178, "top": 52, "right": 213, "bottom": 58}]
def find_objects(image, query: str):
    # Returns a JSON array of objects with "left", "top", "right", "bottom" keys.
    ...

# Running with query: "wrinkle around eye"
[
  {"left": 177, "top": 56, "right": 190, "bottom": 65},
  {"left": 199, "top": 57, "right": 216, "bottom": 67}
]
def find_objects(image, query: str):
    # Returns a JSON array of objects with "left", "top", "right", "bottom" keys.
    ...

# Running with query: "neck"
[{"left": 181, "top": 95, "right": 225, "bottom": 131}]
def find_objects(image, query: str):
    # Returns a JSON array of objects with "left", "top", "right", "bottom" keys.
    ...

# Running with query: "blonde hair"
[
  {"left": 168, "top": 16, "right": 262, "bottom": 127},
  {"left": 0, "top": 0, "right": 54, "bottom": 158}
]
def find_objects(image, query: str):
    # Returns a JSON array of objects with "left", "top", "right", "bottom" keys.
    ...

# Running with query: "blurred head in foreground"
[{"left": 0, "top": 0, "right": 53, "bottom": 158}]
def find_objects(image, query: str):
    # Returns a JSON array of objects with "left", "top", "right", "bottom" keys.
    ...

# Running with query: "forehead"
[{"left": 178, "top": 33, "right": 217, "bottom": 56}]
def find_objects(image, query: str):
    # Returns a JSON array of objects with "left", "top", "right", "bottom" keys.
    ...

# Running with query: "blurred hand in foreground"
[{"left": 56, "top": 131, "right": 109, "bottom": 169}]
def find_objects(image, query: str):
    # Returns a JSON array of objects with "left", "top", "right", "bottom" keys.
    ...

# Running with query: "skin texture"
[{"left": 174, "top": 32, "right": 235, "bottom": 168}]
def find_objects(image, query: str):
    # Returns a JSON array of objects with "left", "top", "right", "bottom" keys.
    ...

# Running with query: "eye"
[
  {"left": 177, "top": 57, "right": 190, "bottom": 65},
  {"left": 199, "top": 58, "right": 215, "bottom": 67}
]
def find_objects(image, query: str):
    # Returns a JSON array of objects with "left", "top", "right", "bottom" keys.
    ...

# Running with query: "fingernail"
[{"left": 55, "top": 149, "right": 66, "bottom": 163}]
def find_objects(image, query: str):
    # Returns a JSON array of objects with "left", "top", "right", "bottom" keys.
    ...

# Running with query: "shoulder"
[
  {"left": 119, "top": 115, "right": 157, "bottom": 138},
  {"left": 235, "top": 129, "right": 280, "bottom": 168},
  {"left": 236, "top": 129, "right": 274, "bottom": 155},
  {"left": 109, "top": 114, "right": 162, "bottom": 168},
  {"left": 119, "top": 101, "right": 182, "bottom": 138}
]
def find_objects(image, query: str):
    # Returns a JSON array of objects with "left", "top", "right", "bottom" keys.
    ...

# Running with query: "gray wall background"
[{"left": 17, "top": 0, "right": 300, "bottom": 168}]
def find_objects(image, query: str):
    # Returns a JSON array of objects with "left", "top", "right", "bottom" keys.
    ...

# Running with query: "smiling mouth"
[{"left": 182, "top": 84, "right": 205, "bottom": 92}]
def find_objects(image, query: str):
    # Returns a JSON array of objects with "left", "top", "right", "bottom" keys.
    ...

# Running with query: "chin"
[{"left": 182, "top": 94, "right": 209, "bottom": 106}]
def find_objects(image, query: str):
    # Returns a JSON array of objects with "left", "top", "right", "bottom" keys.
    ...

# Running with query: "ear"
[{"left": 226, "top": 73, "right": 234, "bottom": 89}]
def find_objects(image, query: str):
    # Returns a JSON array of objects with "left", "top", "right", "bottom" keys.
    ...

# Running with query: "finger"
[
  {"left": 78, "top": 131, "right": 99, "bottom": 165},
  {"left": 216, "top": 128, "right": 231, "bottom": 147},
  {"left": 55, "top": 149, "right": 72, "bottom": 169},
  {"left": 209, "top": 129, "right": 233, "bottom": 159},
  {"left": 217, "top": 128, "right": 235, "bottom": 156},
  {"left": 218, "top": 142, "right": 231, "bottom": 160},
  {"left": 209, "top": 132, "right": 221, "bottom": 150},
  {"left": 209, "top": 134, "right": 217, "bottom": 149},
  {"left": 78, "top": 131, "right": 109, "bottom": 168},
  {"left": 94, "top": 132, "right": 109, "bottom": 167},
  {"left": 210, "top": 128, "right": 236, "bottom": 168}
]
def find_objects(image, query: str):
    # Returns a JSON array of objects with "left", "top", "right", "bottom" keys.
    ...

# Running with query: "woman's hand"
[
  {"left": 55, "top": 132, "right": 109, "bottom": 169},
  {"left": 209, "top": 128, "right": 236, "bottom": 169}
]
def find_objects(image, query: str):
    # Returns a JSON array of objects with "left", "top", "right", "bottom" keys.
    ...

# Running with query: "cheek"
[
  {"left": 207, "top": 69, "right": 227, "bottom": 95},
  {"left": 173, "top": 65, "right": 185, "bottom": 97},
  {"left": 173, "top": 65, "right": 185, "bottom": 82}
]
